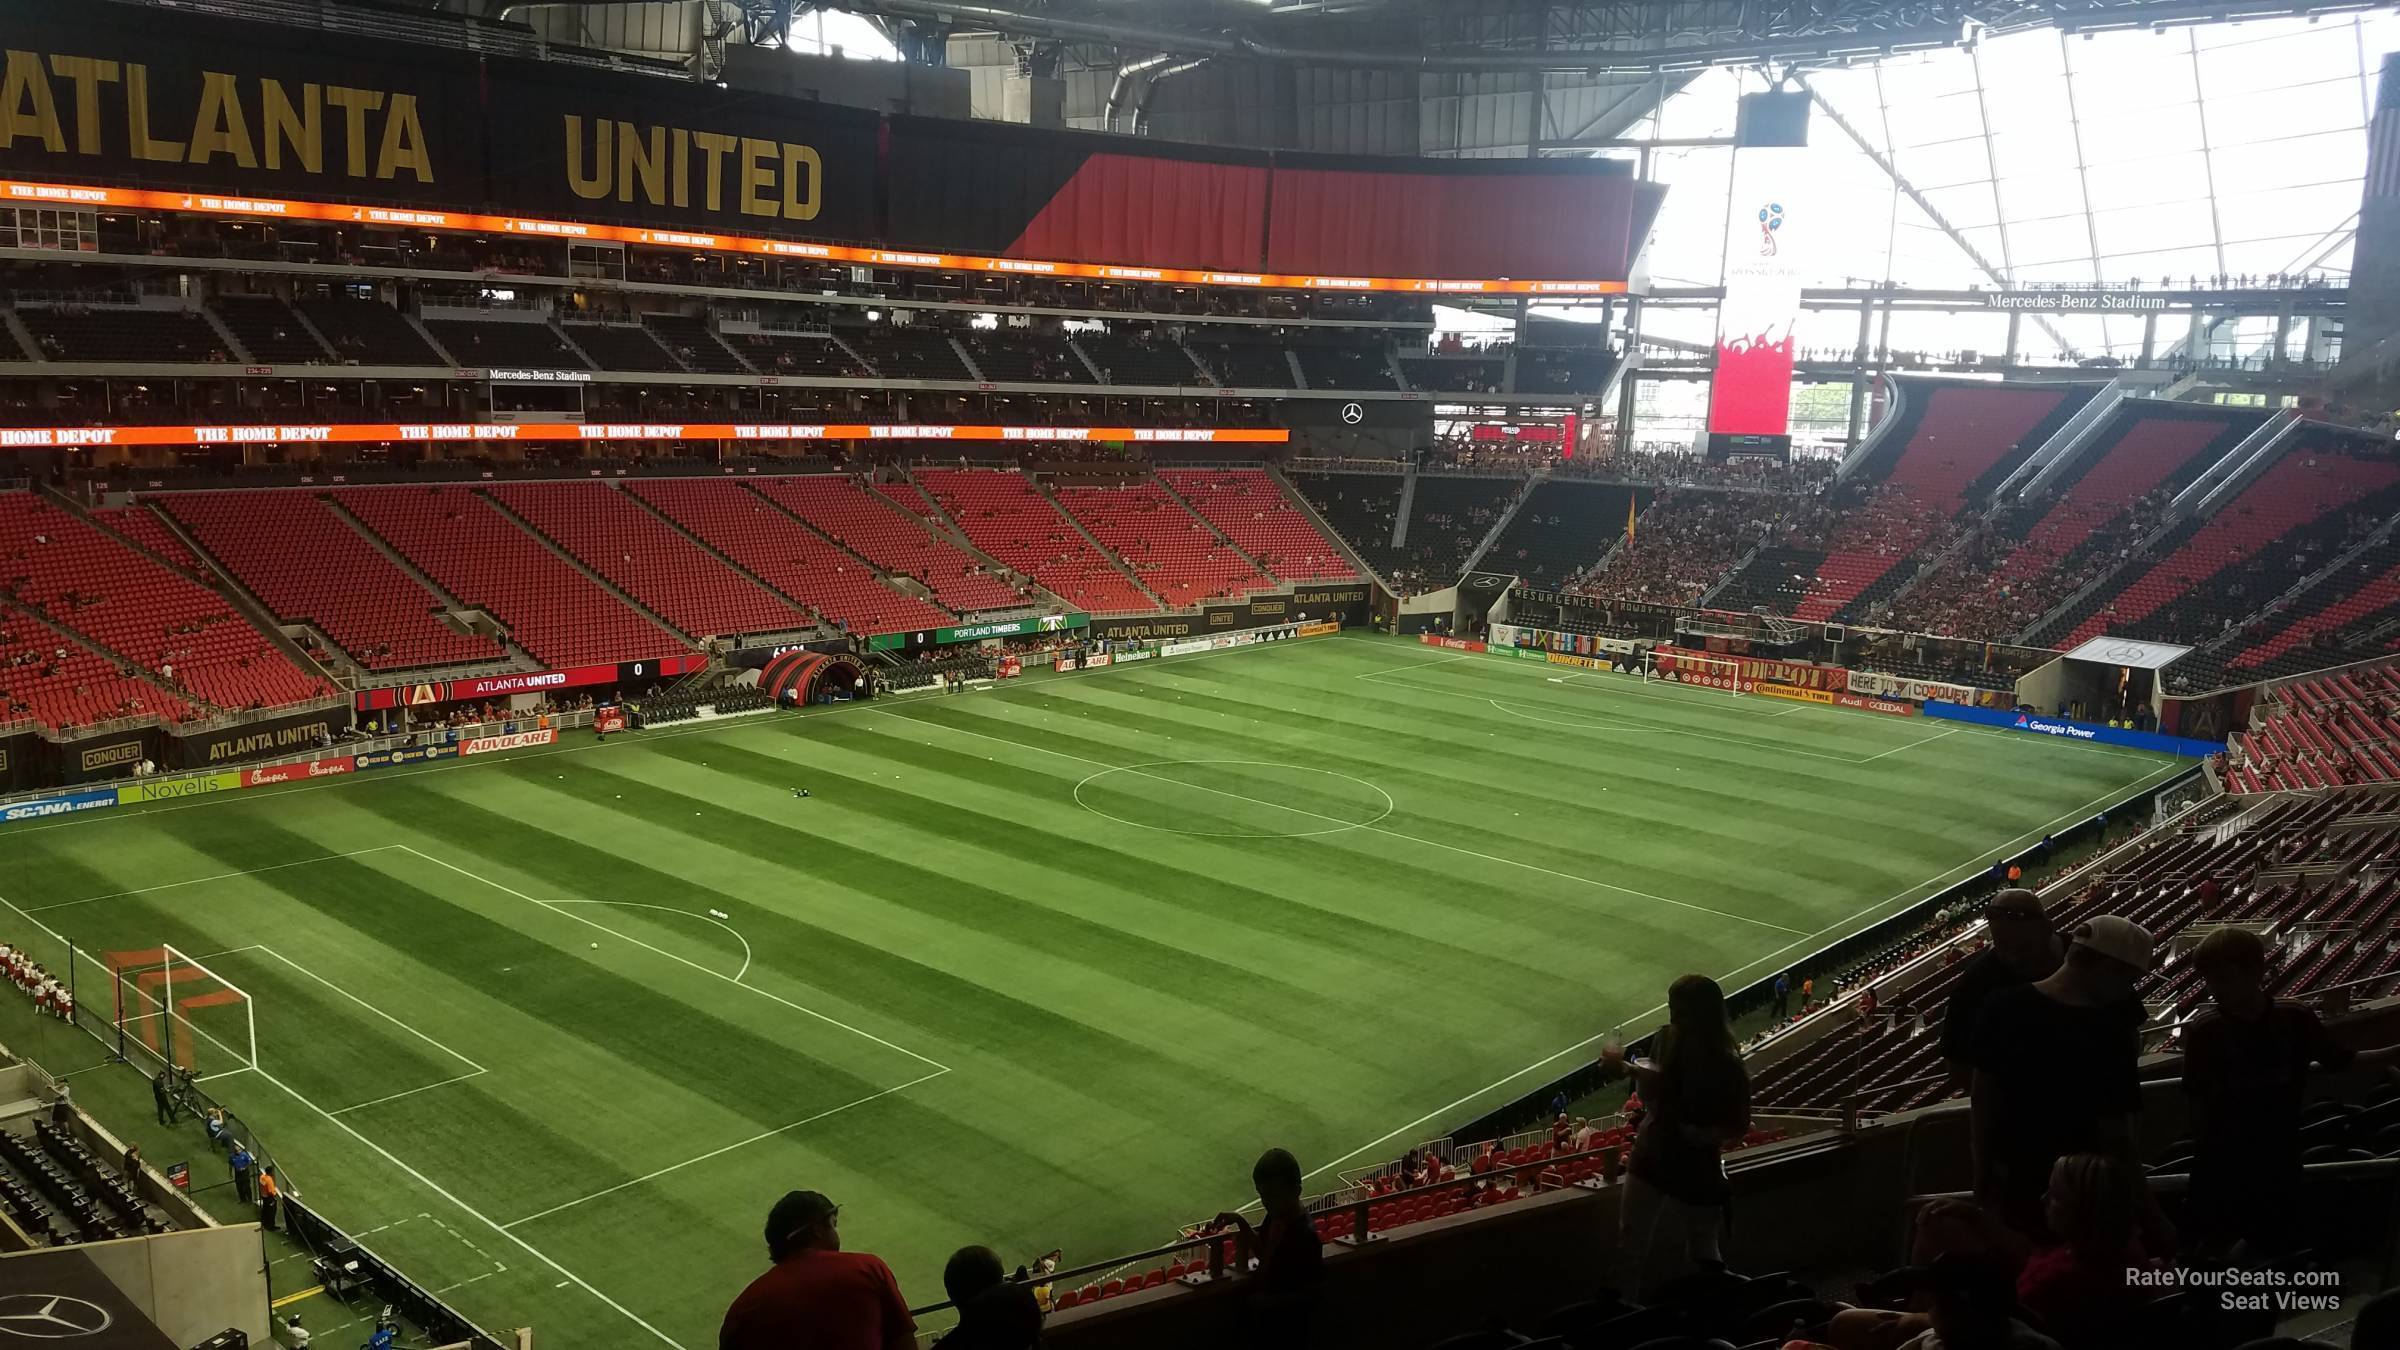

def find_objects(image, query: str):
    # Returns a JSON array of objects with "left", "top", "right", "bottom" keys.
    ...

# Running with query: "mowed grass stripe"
[
  {"left": 857, "top": 692, "right": 1796, "bottom": 954},
  {"left": 1058, "top": 664, "right": 1994, "bottom": 884}
]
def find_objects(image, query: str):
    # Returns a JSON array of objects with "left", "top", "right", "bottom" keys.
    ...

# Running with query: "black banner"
[
  {"left": 1291, "top": 583, "right": 1374, "bottom": 616},
  {"left": 1281, "top": 399, "right": 1433, "bottom": 431},
  {"left": 0, "top": 1, "right": 475, "bottom": 205},
  {"left": 482, "top": 61, "right": 879, "bottom": 243},
  {"left": 0, "top": 0, "right": 1636, "bottom": 280},
  {"left": 1089, "top": 613, "right": 1210, "bottom": 642},
  {"left": 167, "top": 704, "right": 349, "bottom": 770},
  {"left": 1088, "top": 588, "right": 1370, "bottom": 642},
  {"left": 0, "top": 725, "right": 30, "bottom": 792},
  {"left": 55, "top": 727, "right": 159, "bottom": 785}
]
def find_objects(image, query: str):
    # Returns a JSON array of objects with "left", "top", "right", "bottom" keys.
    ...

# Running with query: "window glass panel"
[
  {"left": 2082, "top": 105, "right": 2205, "bottom": 161},
  {"left": 1921, "top": 184, "right": 2001, "bottom": 230},
  {"left": 2003, "top": 217, "right": 2099, "bottom": 273},
  {"left": 2208, "top": 130, "right": 2368, "bottom": 192},
  {"left": 2083, "top": 152, "right": 2214, "bottom": 211},
  {"left": 2214, "top": 183, "right": 2365, "bottom": 245},
  {"left": 2194, "top": 24, "right": 2359, "bottom": 96},
  {"left": 2207, "top": 80, "right": 2368, "bottom": 144},
  {"left": 2095, "top": 201, "right": 2219, "bottom": 257}
]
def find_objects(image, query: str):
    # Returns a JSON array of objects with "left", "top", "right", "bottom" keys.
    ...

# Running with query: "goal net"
[
  {"left": 108, "top": 945, "right": 258, "bottom": 1082},
  {"left": 1643, "top": 650, "right": 1745, "bottom": 694}
]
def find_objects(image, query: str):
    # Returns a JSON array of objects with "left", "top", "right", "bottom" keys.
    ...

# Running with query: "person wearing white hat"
[{"left": 1965, "top": 913, "right": 2153, "bottom": 1237}]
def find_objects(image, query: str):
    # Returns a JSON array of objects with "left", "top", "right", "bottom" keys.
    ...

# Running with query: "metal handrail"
[{"left": 901, "top": 1153, "right": 1599, "bottom": 1320}]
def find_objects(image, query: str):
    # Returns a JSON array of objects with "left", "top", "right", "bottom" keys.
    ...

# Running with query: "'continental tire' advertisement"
[{"left": 1752, "top": 683, "right": 1834, "bottom": 706}]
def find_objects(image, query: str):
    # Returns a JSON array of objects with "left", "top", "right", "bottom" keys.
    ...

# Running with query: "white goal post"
[
  {"left": 1642, "top": 650, "right": 1746, "bottom": 694},
  {"left": 109, "top": 944, "right": 259, "bottom": 1082}
]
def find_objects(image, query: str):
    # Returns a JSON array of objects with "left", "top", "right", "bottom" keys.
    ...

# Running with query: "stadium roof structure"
[{"left": 825, "top": 0, "right": 2383, "bottom": 72}]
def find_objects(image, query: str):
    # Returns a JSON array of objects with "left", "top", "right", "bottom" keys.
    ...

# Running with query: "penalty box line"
[
  {"left": 389, "top": 845, "right": 949, "bottom": 1076},
  {"left": 0, "top": 884, "right": 690, "bottom": 1350},
  {"left": 499, "top": 1064, "right": 951, "bottom": 1232}
]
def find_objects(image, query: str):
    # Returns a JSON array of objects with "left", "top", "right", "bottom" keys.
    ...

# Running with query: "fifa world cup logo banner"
[{"left": 1707, "top": 152, "right": 1805, "bottom": 440}]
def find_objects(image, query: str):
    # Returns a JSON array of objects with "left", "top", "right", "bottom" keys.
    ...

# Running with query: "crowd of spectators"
[
  {"left": 430, "top": 692, "right": 597, "bottom": 729},
  {"left": 1571, "top": 446, "right": 1842, "bottom": 493},
  {"left": 1846, "top": 636, "right": 2049, "bottom": 693},
  {"left": 1569, "top": 489, "right": 1843, "bottom": 606},
  {"left": 1875, "top": 489, "right": 2175, "bottom": 642}
]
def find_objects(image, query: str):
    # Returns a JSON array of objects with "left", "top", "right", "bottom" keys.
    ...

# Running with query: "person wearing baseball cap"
[
  {"left": 721, "top": 1190, "right": 916, "bottom": 1350},
  {"left": 1965, "top": 913, "right": 2152, "bottom": 1237},
  {"left": 1940, "top": 889, "right": 2062, "bottom": 1084}
]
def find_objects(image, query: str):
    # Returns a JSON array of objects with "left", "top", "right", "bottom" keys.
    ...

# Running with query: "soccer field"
[{"left": 0, "top": 632, "right": 2179, "bottom": 1346}]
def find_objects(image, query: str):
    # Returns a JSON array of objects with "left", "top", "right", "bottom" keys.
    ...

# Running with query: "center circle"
[{"left": 1072, "top": 760, "right": 1395, "bottom": 838}]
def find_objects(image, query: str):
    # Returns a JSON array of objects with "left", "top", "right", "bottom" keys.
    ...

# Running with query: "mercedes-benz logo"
[
  {"left": 0, "top": 1294, "right": 112, "bottom": 1339},
  {"left": 1339, "top": 402, "right": 1364, "bottom": 425}
]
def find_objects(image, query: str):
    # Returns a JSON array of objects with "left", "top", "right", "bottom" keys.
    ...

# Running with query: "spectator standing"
[
  {"left": 1940, "top": 890, "right": 2060, "bottom": 1080},
  {"left": 1967, "top": 916, "right": 2151, "bottom": 1236},
  {"left": 121, "top": 1142, "right": 141, "bottom": 1179},
  {"left": 721, "top": 1190, "right": 915, "bottom": 1350},
  {"left": 1772, "top": 971, "right": 1791, "bottom": 1020},
  {"left": 1209, "top": 1148, "right": 1323, "bottom": 1349},
  {"left": 1609, "top": 974, "right": 1752, "bottom": 1296},
  {"left": 50, "top": 1082, "right": 70, "bottom": 1125},
  {"left": 2180, "top": 927, "right": 2394, "bottom": 1257},
  {"left": 930, "top": 1246, "right": 1042, "bottom": 1350},
  {"left": 229, "top": 1140, "right": 255, "bottom": 1204}
]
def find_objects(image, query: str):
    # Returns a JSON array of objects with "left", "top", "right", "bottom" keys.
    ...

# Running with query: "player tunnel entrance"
[{"left": 759, "top": 650, "right": 869, "bottom": 707}]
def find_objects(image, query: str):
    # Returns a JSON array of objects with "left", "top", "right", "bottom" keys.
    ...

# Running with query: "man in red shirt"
[{"left": 721, "top": 1191, "right": 916, "bottom": 1350}]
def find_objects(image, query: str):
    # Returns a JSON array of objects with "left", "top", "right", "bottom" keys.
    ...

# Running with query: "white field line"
[
  {"left": 1858, "top": 727, "right": 1963, "bottom": 764},
  {"left": 545, "top": 900, "right": 755, "bottom": 982},
  {"left": 249, "top": 944, "right": 487, "bottom": 1074},
  {"left": 501, "top": 1065, "right": 952, "bottom": 1231},
  {"left": 24, "top": 847, "right": 408, "bottom": 913},
  {"left": 393, "top": 845, "right": 949, "bottom": 1073},
  {"left": 1345, "top": 634, "right": 2166, "bottom": 765},
  {"left": 1481, "top": 696, "right": 1866, "bottom": 765},
  {"left": 865, "top": 704, "right": 1807, "bottom": 937},
  {"left": 1349, "top": 651, "right": 1481, "bottom": 680},
  {"left": 329, "top": 1070, "right": 488, "bottom": 1116}
]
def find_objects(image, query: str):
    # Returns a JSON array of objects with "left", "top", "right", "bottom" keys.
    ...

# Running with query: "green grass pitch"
[{"left": 0, "top": 632, "right": 2179, "bottom": 1346}]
